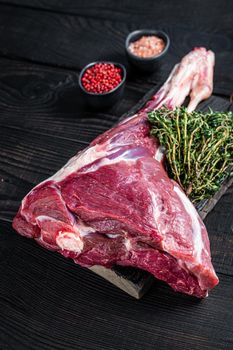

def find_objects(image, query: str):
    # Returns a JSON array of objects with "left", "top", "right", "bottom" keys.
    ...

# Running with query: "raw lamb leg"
[
  {"left": 13, "top": 48, "right": 218, "bottom": 298},
  {"left": 144, "top": 47, "right": 214, "bottom": 112},
  {"left": 187, "top": 50, "right": 215, "bottom": 112}
]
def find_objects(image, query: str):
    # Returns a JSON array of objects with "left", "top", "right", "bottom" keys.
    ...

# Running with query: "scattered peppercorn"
[
  {"left": 81, "top": 63, "right": 122, "bottom": 94},
  {"left": 129, "top": 35, "right": 165, "bottom": 58}
]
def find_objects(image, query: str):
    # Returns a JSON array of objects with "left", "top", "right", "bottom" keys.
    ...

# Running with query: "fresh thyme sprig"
[{"left": 148, "top": 107, "right": 233, "bottom": 202}]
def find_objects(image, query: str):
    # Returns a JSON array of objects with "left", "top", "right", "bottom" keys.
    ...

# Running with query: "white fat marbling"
[
  {"left": 36, "top": 215, "right": 55, "bottom": 222},
  {"left": 76, "top": 220, "right": 96, "bottom": 237},
  {"left": 106, "top": 233, "right": 120, "bottom": 238},
  {"left": 149, "top": 189, "right": 161, "bottom": 222},
  {"left": 124, "top": 238, "right": 132, "bottom": 251},
  {"left": 174, "top": 185, "right": 204, "bottom": 262},
  {"left": 154, "top": 145, "right": 165, "bottom": 162},
  {"left": 47, "top": 138, "right": 141, "bottom": 181},
  {"left": 80, "top": 148, "right": 141, "bottom": 174},
  {"left": 49, "top": 145, "right": 107, "bottom": 182}
]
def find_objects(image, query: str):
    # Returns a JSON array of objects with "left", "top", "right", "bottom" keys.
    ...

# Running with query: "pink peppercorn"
[{"left": 81, "top": 63, "right": 122, "bottom": 94}]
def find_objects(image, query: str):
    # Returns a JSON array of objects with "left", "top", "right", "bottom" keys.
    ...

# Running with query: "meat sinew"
[{"left": 13, "top": 48, "right": 219, "bottom": 298}]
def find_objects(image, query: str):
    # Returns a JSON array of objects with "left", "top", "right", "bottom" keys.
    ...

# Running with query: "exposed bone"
[{"left": 145, "top": 47, "right": 214, "bottom": 112}]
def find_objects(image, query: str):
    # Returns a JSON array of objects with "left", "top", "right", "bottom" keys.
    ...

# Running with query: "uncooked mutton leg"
[
  {"left": 187, "top": 49, "right": 215, "bottom": 112},
  {"left": 144, "top": 47, "right": 214, "bottom": 112},
  {"left": 12, "top": 48, "right": 218, "bottom": 298}
]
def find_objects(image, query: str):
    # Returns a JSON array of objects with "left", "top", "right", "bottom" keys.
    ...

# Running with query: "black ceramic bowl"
[
  {"left": 79, "top": 61, "right": 126, "bottom": 109},
  {"left": 125, "top": 29, "right": 170, "bottom": 72}
]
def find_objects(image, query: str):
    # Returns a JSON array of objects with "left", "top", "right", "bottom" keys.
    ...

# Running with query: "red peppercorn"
[{"left": 82, "top": 63, "right": 123, "bottom": 94}]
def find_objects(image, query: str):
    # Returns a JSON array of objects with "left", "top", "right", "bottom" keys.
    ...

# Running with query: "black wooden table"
[{"left": 0, "top": 1, "right": 233, "bottom": 349}]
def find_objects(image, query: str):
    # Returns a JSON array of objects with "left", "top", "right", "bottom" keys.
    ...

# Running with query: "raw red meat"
[{"left": 13, "top": 48, "right": 219, "bottom": 298}]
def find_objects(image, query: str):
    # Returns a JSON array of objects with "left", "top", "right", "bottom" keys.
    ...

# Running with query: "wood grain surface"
[
  {"left": 0, "top": 2, "right": 232, "bottom": 95},
  {"left": 0, "top": 1, "right": 233, "bottom": 349},
  {"left": 0, "top": 0, "right": 232, "bottom": 37}
]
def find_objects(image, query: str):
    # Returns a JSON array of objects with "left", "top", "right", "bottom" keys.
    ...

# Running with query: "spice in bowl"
[
  {"left": 129, "top": 35, "right": 165, "bottom": 58},
  {"left": 81, "top": 63, "right": 123, "bottom": 94}
]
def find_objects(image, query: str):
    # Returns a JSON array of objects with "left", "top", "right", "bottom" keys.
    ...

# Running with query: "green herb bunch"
[{"left": 148, "top": 107, "right": 233, "bottom": 202}]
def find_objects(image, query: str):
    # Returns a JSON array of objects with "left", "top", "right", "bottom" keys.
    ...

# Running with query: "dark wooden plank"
[
  {"left": 1, "top": 219, "right": 233, "bottom": 350},
  {"left": 1, "top": 55, "right": 231, "bottom": 300},
  {"left": 0, "top": 0, "right": 233, "bottom": 350},
  {"left": 0, "top": 2, "right": 232, "bottom": 347},
  {"left": 0, "top": 56, "right": 232, "bottom": 281},
  {"left": 0, "top": 0, "right": 233, "bottom": 37},
  {"left": 0, "top": 3, "right": 232, "bottom": 95},
  {"left": 0, "top": 57, "right": 157, "bottom": 298},
  {"left": 0, "top": 57, "right": 150, "bottom": 222},
  {"left": 205, "top": 184, "right": 233, "bottom": 277}
]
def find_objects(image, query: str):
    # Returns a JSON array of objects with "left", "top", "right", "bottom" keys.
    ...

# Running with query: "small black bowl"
[
  {"left": 125, "top": 29, "right": 170, "bottom": 72},
  {"left": 79, "top": 61, "right": 126, "bottom": 109}
]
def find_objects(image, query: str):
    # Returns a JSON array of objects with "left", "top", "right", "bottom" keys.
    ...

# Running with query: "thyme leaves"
[{"left": 148, "top": 107, "right": 233, "bottom": 202}]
